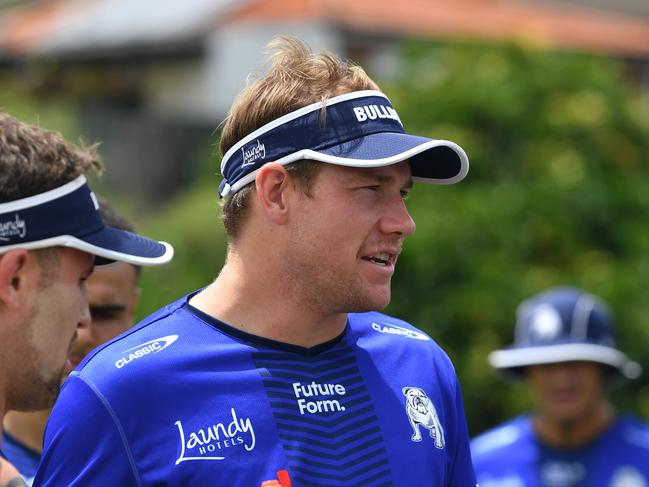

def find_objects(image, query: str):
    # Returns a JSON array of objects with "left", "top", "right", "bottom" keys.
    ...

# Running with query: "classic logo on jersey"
[
  {"left": 114, "top": 335, "right": 178, "bottom": 369},
  {"left": 372, "top": 322, "right": 430, "bottom": 341},
  {"left": 242, "top": 139, "right": 266, "bottom": 167},
  {"left": 174, "top": 408, "right": 256, "bottom": 464},
  {"left": 403, "top": 387, "right": 445, "bottom": 449},
  {"left": 611, "top": 467, "right": 647, "bottom": 487},
  {"left": 292, "top": 381, "right": 347, "bottom": 415},
  {"left": 0, "top": 214, "right": 26, "bottom": 241}
]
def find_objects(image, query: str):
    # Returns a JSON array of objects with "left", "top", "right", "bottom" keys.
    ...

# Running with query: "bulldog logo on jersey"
[{"left": 403, "top": 387, "right": 445, "bottom": 449}]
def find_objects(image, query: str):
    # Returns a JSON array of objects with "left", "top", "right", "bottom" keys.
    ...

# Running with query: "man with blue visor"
[
  {"left": 36, "top": 36, "right": 476, "bottom": 486},
  {"left": 0, "top": 113, "right": 173, "bottom": 485},
  {"left": 471, "top": 286, "right": 649, "bottom": 487}
]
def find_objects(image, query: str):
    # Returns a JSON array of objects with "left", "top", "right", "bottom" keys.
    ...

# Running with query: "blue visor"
[
  {"left": 218, "top": 90, "right": 469, "bottom": 198},
  {"left": 0, "top": 175, "right": 173, "bottom": 266}
]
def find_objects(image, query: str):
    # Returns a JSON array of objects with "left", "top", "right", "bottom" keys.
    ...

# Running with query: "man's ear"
[
  {"left": 255, "top": 163, "right": 293, "bottom": 225},
  {"left": 0, "top": 249, "right": 30, "bottom": 309}
]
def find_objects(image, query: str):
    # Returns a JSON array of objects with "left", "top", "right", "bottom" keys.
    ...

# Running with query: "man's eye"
[
  {"left": 90, "top": 306, "right": 124, "bottom": 321},
  {"left": 91, "top": 311, "right": 115, "bottom": 321},
  {"left": 400, "top": 190, "right": 411, "bottom": 200}
]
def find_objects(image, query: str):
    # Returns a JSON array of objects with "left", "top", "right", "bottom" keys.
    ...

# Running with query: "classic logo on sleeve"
[
  {"left": 403, "top": 387, "right": 445, "bottom": 449},
  {"left": 114, "top": 335, "right": 178, "bottom": 369},
  {"left": 372, "top": 322, "right": 430, "bottom": 341}
]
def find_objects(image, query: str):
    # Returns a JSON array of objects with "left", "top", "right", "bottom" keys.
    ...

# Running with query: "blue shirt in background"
[
  {"left": 471, "top": 414, "right": 649, "bottom": 487},
  {"left": 2, "top": 431, "right": 39, "bottom": 486}
]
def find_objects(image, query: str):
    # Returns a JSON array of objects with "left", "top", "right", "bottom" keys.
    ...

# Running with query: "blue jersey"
[
  {"left": 471, "top": 415, "right": 649, "bottom": 487},
  {"left": 2, "top": 432, "right": 39, "bottom": 486},
  {"left": 35, "top": 293, "right": 476, "bottom": 486}
]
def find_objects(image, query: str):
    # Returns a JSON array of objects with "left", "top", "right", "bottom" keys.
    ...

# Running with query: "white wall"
[{"left": 143, "top": 22, "right": 342, "bottom": 123}]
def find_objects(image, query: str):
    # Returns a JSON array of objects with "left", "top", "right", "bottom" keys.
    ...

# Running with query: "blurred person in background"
[
  {"left": 2, "top": 199, "right": 142, "bottom": 485},
  {"left": 35, "top": 37, "right": 476, "bottom": 486},
  {"left": 0, "top": 113, "right": 173, "bottom": 486},
  {"left": 471, "top": 286, "right": 649, "bottom": 487}
]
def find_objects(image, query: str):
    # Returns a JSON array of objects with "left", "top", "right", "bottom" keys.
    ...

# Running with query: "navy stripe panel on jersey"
[
  {"left": 35, "top": 292, "right": 476, "bottom": 486},
  {"left": 251, "top": 346, "right": 391, "bottom": 486}
]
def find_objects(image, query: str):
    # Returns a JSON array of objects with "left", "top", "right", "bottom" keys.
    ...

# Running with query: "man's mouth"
[
  {"left": 65, "top": 332, "right": 81, "bottom": 369},
  {"left": 362, "top": 252, "right": 397, "bottom": 267}
]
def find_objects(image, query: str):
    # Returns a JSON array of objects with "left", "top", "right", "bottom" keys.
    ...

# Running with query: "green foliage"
[
  {"left": 0, "top": 85, "right": 80, "bottom": 140},
  {"left": 382, "top": 40, "right": 649, "bottom": 435},
  {"left": 135, "top": 181, "right": 228, "bottom": 318}
]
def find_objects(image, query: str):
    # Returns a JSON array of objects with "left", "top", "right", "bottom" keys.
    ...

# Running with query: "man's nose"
[
  {"left": 78, "top": 301, "right": 91, "bottom": 331},
  {"left": 380, "top": 196, "right": 416, "bottom": 237}
]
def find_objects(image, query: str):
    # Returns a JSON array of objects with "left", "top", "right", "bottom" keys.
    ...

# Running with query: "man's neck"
[
  {"left": 533, "top": 402, "right": 614, "bottom": 449},
  {"left": 190, "top": 257, "right": 348, "bottom": 348},
  {"left": 3, "top": 410, "right": 50, "bottom": 454}
]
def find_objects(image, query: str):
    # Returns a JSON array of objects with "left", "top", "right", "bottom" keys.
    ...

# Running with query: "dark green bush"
[{"left": 383, "top": 40, "right": 649, "bottom": 434}]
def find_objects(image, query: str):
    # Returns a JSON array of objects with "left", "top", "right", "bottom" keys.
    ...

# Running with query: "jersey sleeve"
[
  {"left": 34, "top": 375, "right": 140, "bottom": 487},
  {"left": 447, "top": 373, "right": 478, "bottom": 486}
]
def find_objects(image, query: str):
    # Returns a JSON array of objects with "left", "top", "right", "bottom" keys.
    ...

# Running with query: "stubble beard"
[
  {"left": 10, "top": 303, "right": 64, "bottom": 411},
  {"left": 20, "top": 369, "right": 62, "bottom": 410},
  {"left": 17, "top": 348, "right": 64, "bottom": 411},
  {"left": 285, "top": 248, "right": 391, "bottom": 315}
]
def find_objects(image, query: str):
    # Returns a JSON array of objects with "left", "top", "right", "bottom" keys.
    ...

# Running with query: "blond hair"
[{"left": 220, "top": 36, "right": 380, "bottom": 239}]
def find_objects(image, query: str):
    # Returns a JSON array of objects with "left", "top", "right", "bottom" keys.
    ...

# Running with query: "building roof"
[
  {"left": 0, "top": 0, "right": 238, "bottom": 58},
  {"left": 222, "top": 0, "right": 649, "bottom": 57},
  {"left": 1, "top": 0, "right": 648, "bottom": 59}
]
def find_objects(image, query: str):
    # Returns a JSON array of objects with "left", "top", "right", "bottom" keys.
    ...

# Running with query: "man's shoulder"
[
  {"left": 73, "top": 293, "right": 218, "bottom": 387},
  {"left": 348, "top": 311, "right": 436, "bottom": 344},
  {"left": 609, "top": 415, "right": 649, "bottom": 453},
  {"left": 348, "top": 311, "right": 457, "bottom": 376},
  {"left": 471, "top": 415, "right": 533, "bottom": 461}
]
